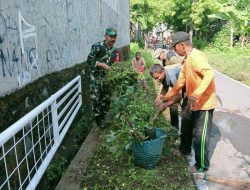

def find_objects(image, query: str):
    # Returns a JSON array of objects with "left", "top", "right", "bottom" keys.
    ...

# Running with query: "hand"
[
  {"left": 157, "top": 103, "right": 167, "bottom": 112},
  {"left": 188, "top": 95, "right": 199, "bottom": 107},
  {"left": 139, "top": 66, "right": 144, "bottom": 72},
  {"left": 96, "top": 62, "right": 110, "bottom": 70},
  {"left": 104, "top": 64, "right": 111, "bottom": 70},
  {"left": 101, "top": 63, "right": 110, "bottom": 70},
  {"left": 155, "top": 94, "right": 163, "bottom": 106}
]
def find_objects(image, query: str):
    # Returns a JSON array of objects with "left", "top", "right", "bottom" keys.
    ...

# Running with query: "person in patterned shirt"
[
  {"left": 86, "top": 27, "right": 119, "bottom": 128},
  {"left": 131, "top": 51, "right": 148, "bottom": 91}
]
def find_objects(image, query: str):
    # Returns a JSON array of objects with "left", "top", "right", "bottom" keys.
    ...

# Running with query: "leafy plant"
[
  {"left": 46, "top": 157, "right": 67, "bottom": 185},
  {"left": 193, "top": 38, "right": 209, "bottom": 50},
  {"left": 101, "top": 62, "right": 157, "bottom": 158},
  {"left": 208, "top": 0, "right": 250, "bottom": 47},
  {"left": 104, "top": 64, "right": 138, "bottom": 97}
]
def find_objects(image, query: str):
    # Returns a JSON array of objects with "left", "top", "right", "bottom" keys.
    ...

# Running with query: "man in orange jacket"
[{"left": 163, "top": 32, "right": 216, "bottom": 173}]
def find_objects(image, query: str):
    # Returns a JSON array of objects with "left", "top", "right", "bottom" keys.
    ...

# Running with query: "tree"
[
  {"left": 130, "top": 0, "right": 249, "bottom": 46},
  {"left": 162, "top": 0, "right": 218, "bottom": 42},
  {"left": 130, "top": 0, "right": 172, "bottom": 41},
  {"left": 208, "top": 0, "right": 250, "bottom": 47},
  {"left": 236, "top": 0, "right": 250, "bottom": 47}
]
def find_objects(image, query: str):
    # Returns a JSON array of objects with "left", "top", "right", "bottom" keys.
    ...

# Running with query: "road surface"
[{"left": 201, "top": 71, "right": 250, "bottom": 190}]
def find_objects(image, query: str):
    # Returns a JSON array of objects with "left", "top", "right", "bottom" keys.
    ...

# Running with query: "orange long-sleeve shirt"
[{"left": 165, "top": 48, "right": 216, "bottom": 111}]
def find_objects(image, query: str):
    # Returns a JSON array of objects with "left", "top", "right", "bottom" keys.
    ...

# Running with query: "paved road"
[{"left": 206, "top": 71, "right": 250, "bottom": 190}]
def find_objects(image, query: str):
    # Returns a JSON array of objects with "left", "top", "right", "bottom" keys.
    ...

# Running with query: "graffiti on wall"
[
  {"left": 0, "top": 9, "right": 68, "bottom": 88},
  {"left": 19, "top": 11, "right": 38, "bottom": 69},
  {"left": 18, "top": 11, "right": 38, "bottom": 85},
  {"left": 0, "top": 0, "right": 130, "bottom": 97},
  {"left": 0, "top": 11, "right": 38, "bottom": 87}
]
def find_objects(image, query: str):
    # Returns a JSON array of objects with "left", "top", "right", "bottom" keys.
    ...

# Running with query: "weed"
[{"left": 46, "top": 157, "right": 67, "bottom": 186}]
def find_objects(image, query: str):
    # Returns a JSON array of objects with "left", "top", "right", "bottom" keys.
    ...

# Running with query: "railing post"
[
  {"left": 51, "top": 99, "right": 59, "bottom": 144},
  {"left": 78, "top": 77, "right": 82, "bottom": 105}
]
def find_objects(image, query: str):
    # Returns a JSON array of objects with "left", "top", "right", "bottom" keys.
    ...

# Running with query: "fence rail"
[{"left": 0, "top": 76, "right": 82, "bottom": 190}]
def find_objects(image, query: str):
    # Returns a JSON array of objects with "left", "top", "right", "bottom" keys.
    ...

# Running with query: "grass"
[
  {"left": 80, "top": 43, "right": 195, "bottom": 190},
  {"left": 80, "top": 140, "right": 194, "bottom": 190},
  {"left": 204, "top": 47, "right": 250, "bottom": 86}
]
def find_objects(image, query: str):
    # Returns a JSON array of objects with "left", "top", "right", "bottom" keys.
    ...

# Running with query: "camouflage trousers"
[{"left": 90, "top": 75, "right": 111, "bottom": 124}]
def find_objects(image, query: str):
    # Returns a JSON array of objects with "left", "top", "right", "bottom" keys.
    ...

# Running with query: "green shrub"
[
  {"left": 209, "top": 23, "right": 231, "bottom": 50},
  {"left": 130, "top": 42, "right": 140, "bottom": 57},
  {"left": 193, "top": 38, "right": 209, "bottom": 50}
]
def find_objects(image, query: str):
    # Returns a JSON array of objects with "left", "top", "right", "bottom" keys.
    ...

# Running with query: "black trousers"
[
  {"left": 179, "top": 98, "right": 193, "bottom": 155},
  {"left": 192, "top": 109, "right": 214, "bottom": 172},
  {"left": 180, "top": 98, "right": 214, "bottom": 171},
  {"left": 169, "top": 103, "right": 179, "bottom": 128}
]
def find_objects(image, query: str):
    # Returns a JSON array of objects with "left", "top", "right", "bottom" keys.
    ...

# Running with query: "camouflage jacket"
[{"left": 87, "top": 40, "right": 119, "bottom": 78}]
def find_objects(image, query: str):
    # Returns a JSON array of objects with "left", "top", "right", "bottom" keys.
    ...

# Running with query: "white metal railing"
[{"left": 0, "top": 76, "right": 82, "bottom": 190}]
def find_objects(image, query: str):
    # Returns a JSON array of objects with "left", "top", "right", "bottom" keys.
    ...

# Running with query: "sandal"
[{"left": 188, "top": 165, "right": 199, "bottom": 173}]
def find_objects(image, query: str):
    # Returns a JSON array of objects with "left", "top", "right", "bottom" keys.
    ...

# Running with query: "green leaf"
[
  {"left": 208, "top": 13, "right": 230, "bottom": 20},
  {"left": 106, "top": 131, "right": 116, "bottom": 143},
  {"left": 125, "top": 142, "right": 132, "bottom": 150},
  {"left": 126, "top": 86, "right": 135, "bottom": 94}
]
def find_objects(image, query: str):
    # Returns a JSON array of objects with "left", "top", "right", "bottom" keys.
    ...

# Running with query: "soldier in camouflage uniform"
[{"left": 86, "top": 27, "right": 119, "bottom": 128}]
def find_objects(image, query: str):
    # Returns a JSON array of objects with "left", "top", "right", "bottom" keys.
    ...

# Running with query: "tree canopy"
[{"left": 130, "top": 0, "right": 250, "bottom": 46}]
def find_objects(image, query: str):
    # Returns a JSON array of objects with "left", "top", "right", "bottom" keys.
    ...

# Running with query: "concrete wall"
[{"left": 0, "top": 0, "right": 130, "bottom": 97}]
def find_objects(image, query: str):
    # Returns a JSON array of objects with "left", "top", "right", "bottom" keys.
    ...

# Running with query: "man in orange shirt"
[{"left": 163, "top": 32, "right": 216, "bottom": 173}]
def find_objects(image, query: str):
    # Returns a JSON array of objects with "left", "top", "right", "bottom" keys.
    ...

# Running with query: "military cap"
[{"left": 105, "top": 27, "right": 117, "bottom": 36}]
